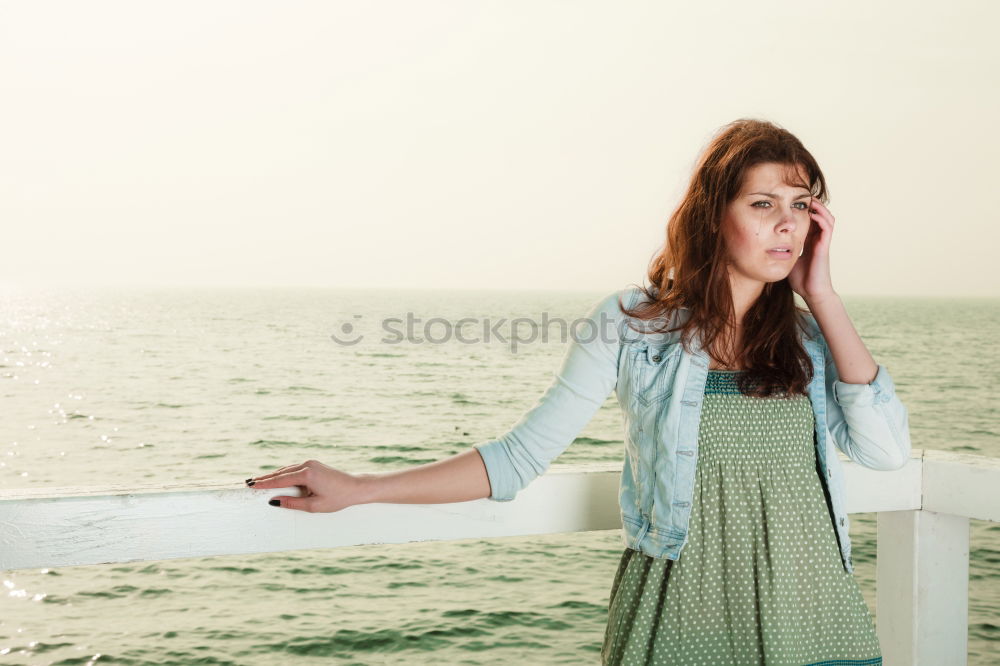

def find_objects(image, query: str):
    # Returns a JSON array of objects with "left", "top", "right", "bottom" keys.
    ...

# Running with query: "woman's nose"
[{"left": 777, "top": 214, "right": 797, "bottom": 232}]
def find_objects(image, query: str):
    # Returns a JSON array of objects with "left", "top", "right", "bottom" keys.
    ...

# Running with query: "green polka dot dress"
[{"left": 601, "top": 369, "right": 883, "bottom": 665}]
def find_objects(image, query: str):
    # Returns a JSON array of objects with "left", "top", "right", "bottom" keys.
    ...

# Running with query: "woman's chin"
[{"left": 761, "top": 270, "right": 793, "bottom": 284}]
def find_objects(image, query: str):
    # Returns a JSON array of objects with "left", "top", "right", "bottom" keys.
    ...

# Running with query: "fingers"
[
  {"left": 809, "top": 198, "right": 835, "bottom": 226},
  {"left": 247, "top": 460, "right": 313, "bottom": 484},
  {"left": 810, "top": 209, "right": 833, "bottom": 248},
  {"left": 268, "top": 495, "right": 315, "bottom": 512},
  {"left": 245, "top": 461, "right": 325, "bottom": 512},
  {"left": 248, "top": 468, "right": 310, "bottom": 489}
]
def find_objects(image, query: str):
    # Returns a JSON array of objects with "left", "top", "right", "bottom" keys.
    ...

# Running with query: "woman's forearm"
[
  {"left": 805, "top": 292, "right": 878, "bottom": 385},
  {"left": 356, "top": 447, "right": 493, "bottom": 505}
]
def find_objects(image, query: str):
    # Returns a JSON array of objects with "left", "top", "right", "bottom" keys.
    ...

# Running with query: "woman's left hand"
[{"left": 787, "top": 198, "right": 837, "bottom": 302}]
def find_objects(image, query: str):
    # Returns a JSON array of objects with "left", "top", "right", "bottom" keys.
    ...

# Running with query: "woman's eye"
[{"left": 751, "top": 201, "right": 771, "bottom": 208}]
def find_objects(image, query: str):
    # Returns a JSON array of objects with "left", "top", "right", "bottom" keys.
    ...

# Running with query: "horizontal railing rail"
[{"left": 1, "top": 448, "right": 996, "bottom": 665}]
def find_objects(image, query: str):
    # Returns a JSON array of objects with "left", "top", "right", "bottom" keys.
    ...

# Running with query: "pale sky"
[{"left": 1, "top": 1, "right": 996, "bottom": 296}]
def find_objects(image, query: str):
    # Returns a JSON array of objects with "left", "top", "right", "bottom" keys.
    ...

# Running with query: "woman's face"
[{"left": 721, "top": 161, "right": 812, "bottom": 288}]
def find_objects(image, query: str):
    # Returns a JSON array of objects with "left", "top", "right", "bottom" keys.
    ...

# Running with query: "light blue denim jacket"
[{"left": 474, "top": 285, "right": 912, "bottom": 574}]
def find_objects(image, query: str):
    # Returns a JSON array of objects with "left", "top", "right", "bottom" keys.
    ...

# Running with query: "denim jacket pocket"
[{"left": 628, "top": 342, "right": 683, "bottom": 407}]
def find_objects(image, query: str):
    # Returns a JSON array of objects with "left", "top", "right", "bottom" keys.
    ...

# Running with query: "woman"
[{"left": 245, "top": 118, "right": 911, "bottom": 665}]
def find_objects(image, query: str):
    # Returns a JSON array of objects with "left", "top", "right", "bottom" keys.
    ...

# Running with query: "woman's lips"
[{"left": 766, "top": 249, "right": 794, "bottom": 260}]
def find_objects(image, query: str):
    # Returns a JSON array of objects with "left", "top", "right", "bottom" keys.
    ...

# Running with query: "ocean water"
[{"left": 0, "top": 287, "right": 997, "bottom": 665}]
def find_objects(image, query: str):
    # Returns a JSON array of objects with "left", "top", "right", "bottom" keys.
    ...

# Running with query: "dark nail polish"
[
  {"left": 245, "top": 478, "right": 255, "bottom": 486},
  {"left": 269, "top": 499, "right": 280, "bottom": 506}
]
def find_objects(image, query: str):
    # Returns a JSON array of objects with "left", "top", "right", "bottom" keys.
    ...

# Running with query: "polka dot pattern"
[{"left": 601, "top": 370, "right": 883, "bottom": 665}]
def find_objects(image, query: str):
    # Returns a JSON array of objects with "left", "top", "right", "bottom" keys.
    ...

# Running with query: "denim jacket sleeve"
[
  {"left": 810, "top": 315, "right": 913, "bottom": 471},
  {"left": 473, "top": 289, "right": 625, "bottom": 501}
]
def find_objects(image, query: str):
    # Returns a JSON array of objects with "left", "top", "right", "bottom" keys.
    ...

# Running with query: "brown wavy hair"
[{"left": 619, "top": 118, "right": 829, "bottom": 397}]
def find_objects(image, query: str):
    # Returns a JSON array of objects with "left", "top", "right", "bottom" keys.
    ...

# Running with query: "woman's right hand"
[{"left": 246, "top": 459, "right": 370, "bottom": 513}]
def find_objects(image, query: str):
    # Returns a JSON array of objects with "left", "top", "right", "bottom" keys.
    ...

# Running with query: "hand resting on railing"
[{"left": 245, "top": 448, "right": 493, "bottom": 512}]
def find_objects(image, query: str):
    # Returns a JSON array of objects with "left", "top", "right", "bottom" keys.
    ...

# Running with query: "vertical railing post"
[{"left": 877, "top": 509, "right": 969, "bottom": 665}]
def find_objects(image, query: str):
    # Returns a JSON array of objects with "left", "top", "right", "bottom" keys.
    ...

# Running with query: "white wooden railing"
[{"left": 1, "top": 448, "right": 995, "bottom": 665}]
